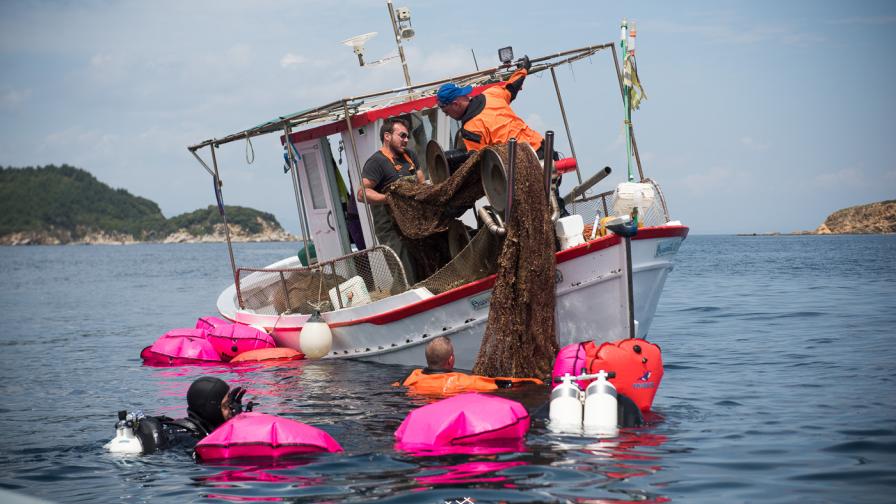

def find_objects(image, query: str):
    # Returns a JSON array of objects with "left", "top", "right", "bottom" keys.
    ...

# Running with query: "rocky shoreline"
[
  {"left": 1, "top": 221, "right": 296, "bottom": 246},
  {"left": 738, "top": 200, "right": 895, "bottom": 236}
]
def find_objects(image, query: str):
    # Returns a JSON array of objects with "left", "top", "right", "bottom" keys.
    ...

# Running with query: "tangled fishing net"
[{"left": 386, "top": 143, "right": 557, "bottom": 379}]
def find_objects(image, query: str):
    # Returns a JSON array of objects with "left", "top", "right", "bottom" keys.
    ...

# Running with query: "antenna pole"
[{"left": 386, "top": 0, "right": 412, "bottom": 88}]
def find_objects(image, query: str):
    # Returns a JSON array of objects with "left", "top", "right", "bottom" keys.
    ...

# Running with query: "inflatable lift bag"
[
  {"left": 140, "top": 328, "right": 222, "bottom": 366},
  {"left": 395, "top": 393, "right": 530, "bottom": 449},
  {"left": 195, "top": 412, "right": 342, "bottom": 461}
]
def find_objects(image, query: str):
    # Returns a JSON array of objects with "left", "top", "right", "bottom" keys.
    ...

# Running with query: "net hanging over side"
[{"left": 385, "top": 143, "right": 558, "bottom": 379}]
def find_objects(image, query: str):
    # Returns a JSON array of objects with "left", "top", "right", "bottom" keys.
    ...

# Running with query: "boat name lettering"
[
  {"left": 655, "top": 239, "right": 681, "bottom": 257},
  {"left": 469, "top": 293, "right": 491, "bottom": 311},
  {"left": 632, "top": 381, "right": 655, "bottom": 389}
]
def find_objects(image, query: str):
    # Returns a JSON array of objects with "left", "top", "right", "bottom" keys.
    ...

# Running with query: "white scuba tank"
[
  {"left": 105, "top": 411, "right": 144, "bottom": 454},
  {"left": 548, "top": 373, "right": 583, "bottom": 433},
  {"left": 583, "top": 370, "right": 618, "bottom": 437}
]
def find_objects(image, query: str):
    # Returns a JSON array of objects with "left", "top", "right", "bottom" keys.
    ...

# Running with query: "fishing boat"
[{"left": 187, "top": 22, "right": 688, "bottom": 370}]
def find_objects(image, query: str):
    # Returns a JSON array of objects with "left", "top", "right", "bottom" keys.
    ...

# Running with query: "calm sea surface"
[{"left": 0, "top": 235, "right": 894, "bottom": 503}]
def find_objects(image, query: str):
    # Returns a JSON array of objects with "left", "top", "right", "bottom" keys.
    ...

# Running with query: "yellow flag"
[{"left": 623, "top": 56, "right": 647, "bottom": 110}]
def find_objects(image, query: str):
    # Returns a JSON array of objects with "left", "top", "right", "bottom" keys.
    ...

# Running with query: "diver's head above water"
[
  {"left": 425, "top": 336, "right": 455, "bottom": 372},
  {"left": 186, "top": 376, "right": 248, "bottom": 432}
]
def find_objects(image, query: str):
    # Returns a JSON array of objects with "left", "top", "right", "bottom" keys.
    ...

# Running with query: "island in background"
[
  {"left": 0, "top": 165, "right": 295, "bottom": 245},
  {"left": 738, "top": 200, "right": 895, "bottom": 236}
]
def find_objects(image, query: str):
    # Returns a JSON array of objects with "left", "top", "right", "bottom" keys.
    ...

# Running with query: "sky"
[{"left": 1, "top": 0, "right": 894, "bottom": 235}]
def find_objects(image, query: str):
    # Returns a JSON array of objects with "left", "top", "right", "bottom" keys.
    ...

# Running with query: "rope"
[{"left": 245, "top": 135, "right": 255, "bottom": 164}]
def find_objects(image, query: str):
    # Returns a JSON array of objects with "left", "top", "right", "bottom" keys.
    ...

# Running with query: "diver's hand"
[
  {"left": 227, "top": 387, "right": 247, "bottom": 415},
  {"left": 517, "top": 55, "right": 531, "bottom": 71}
]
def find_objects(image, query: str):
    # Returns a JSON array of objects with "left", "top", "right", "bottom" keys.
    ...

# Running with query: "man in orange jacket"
[
  {"left": 438, "top": 57, "right": 568, "bottom": 216},
  {"left": 437, "top": 56, "right": 545, "bottom": 155}
]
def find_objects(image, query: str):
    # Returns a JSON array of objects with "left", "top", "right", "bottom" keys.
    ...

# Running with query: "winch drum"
[{"left": 479, "top": 143, "right": 537, "bottom": 216}]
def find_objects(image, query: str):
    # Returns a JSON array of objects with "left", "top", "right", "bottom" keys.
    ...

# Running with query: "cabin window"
[
  {"left": 303, "top": 150, "right": 327, "bottom": 210},
  {"left": 398, "top": 110, "right": 440, "bottom": 181}
]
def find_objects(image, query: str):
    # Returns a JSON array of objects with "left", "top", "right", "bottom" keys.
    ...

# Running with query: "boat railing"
[
  {"left": 232, "top": 176, "right": 670, "bottom": 316},
  {"left": 566, "top": 178, "right": 670, "bottom": 235},
  {"left": 235, "top": 245, "right": 409, "bottom": 315}
]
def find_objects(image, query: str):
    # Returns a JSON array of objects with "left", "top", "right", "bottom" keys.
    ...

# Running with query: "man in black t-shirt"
[{"left": 357, "top": 117, "right": 424, "bottom": 284}]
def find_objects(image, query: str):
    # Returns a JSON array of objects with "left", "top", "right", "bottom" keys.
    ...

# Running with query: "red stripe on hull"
[{"left": 326, "top": 226, "right": 688, "bottom": 328}]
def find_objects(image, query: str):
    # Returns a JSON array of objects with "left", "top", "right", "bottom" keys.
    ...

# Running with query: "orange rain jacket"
[
  {"left": 459, "top": 68, "right": 544, "bottom": 152},
  {"left": 397, "top": 369, "right": 542, "bottom": 395}
]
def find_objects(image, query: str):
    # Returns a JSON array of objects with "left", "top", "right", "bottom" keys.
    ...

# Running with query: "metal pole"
[
  {"left": 623, "top": 235, "right": 636, "bottom": 339},
  {"left": 629, "top": 124, "right": 645, "bottom": 181},
  {"left": 189, "top": 149, "right": 216, "bottom": 178},
  {"left": 543, "top": 131, "right": 555, "bottom": 200},
  {"left": 621, "top": 19, "right": 634, "bottom": 182},
  {"left": 562, "top": 166, "right": 612, "bottom": 205},
  {"left": 188, "top": 43, "right": 615, "bottom": 151},
  {"left": 283, "top": 124, "right": 312, "bottom": 264},
  {"left": 209, "top": 144, "right": 239, "bottom": 290},
  {"left": 506, "top": 138, "right": 516, "bottom": 223},
  {"left": 342, "top": 99, "right": 378, "bottom": 247},
  {"left": 345, "top": 44, "right": 613, "bottom": 102},
  {"left": 386, "top": 0, "right": 412, "bottom": 88},
  {"left": 609, "top": 44, "right": 625, "bottom": 102},
  {"left": 549, "top": 67, "right": 581, "bottom": 185}
]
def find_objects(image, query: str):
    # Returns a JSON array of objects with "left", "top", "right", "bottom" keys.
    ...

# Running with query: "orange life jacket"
[
  {"left": 460, "top": 69, "right": 544, "bottom": 152},
  {"left": 398, "top": 369, "right": 542, "bottom": 395}
]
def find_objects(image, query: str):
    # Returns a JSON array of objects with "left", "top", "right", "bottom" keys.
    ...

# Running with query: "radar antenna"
[{"left": 340, "top": 32, "right": 378, "bottom": 66}]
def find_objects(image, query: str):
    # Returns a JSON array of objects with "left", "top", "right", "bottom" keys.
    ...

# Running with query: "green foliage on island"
[
  {"left": 0, "top": 164, "right": 168, "bottom": 239},
  {"left": 0, "top": 164, "right": 285, "bottom": 242},
  {"left": 168, "top": 205, "right": 280, "bottom": 237}
]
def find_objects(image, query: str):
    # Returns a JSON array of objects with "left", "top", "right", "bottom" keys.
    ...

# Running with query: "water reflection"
[{"left": 415, "top": 460, "right": 527, "bottom": 486}]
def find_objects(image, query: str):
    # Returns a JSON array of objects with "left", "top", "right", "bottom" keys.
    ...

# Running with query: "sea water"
[{"left": 0, "top": 235, "right": 893, "bottom": 503}]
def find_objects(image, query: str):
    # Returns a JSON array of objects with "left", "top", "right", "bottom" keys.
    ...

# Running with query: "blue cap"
[{"left": 437, "top": 83, "right": 473, "bottom": 106}]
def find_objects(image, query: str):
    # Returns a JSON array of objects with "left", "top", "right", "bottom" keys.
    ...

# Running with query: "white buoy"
[
  {"left": 548, "top": 373, "right": 583, "bottom": 434},
  {"left": 583, "top": 370, "right": 618, "bottom": 437},
  {"left": 300, "top": 310, "right": 332, "bottom": 359},
  {"left": 105, "top": 411, "right": 143, "bottom": 454}
]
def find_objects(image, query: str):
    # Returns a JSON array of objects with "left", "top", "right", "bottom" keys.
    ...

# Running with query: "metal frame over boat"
[{"left": 188, "top": 37, "right": 688, "bottom": 370}]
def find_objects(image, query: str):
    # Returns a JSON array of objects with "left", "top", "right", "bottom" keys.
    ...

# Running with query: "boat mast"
[{"left": 386, "top": 0, "right": 413, "bottom": 88}]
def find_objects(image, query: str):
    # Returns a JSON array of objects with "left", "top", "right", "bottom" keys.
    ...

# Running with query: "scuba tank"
[
  {"left": 583, "top": 370, "right": 618, "bottom": 437},
  {"left": 105, "top": 410, "right": 169, "bottom": 454},
  {"left": 548, "top": 371, "right": 621, "bottom": 437},
  {"left": 548, "top": 373, "right": 583, "bottom": 433},
  {"left": 105, "top": 385, "right": 255, "bottom": 455},
  {"left": 105, "top": 410, "right": 144, "bottom": 454}
]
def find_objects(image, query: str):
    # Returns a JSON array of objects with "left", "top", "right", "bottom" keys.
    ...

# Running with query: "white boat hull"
[{"left": 218, "top": 225, "right": 687, "bottom": 370}]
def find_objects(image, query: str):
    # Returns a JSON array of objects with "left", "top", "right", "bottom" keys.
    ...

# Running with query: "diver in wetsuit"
[{"left": 110, "top": 376, "right": 251, "bottom": 455}]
